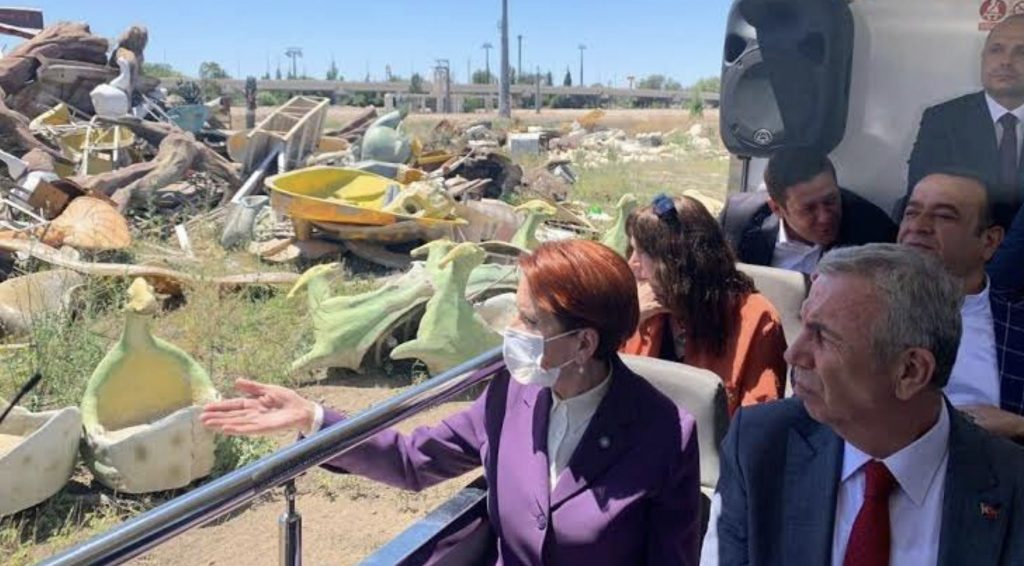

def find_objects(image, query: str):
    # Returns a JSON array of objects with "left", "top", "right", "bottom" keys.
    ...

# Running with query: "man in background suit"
[
  {"left": 907, "top": 15, "right": 1024, "bottom": 228},
  {"left": 705, "top": 244, "right": 1024, "bottom": 565},
  {"left": 719, "top": 147, "right": 896, "bottom": 275},
  {"left": 898, "top": 169, "right": 1024, "bottom": 440}
]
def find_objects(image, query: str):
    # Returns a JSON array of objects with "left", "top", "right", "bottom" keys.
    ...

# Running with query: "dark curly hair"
[{"left": 627, "top": 195, "right": 756, "bottom": 356}]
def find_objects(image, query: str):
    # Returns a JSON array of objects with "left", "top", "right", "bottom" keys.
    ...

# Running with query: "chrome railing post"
[{"left": 279, "top": 480, "right": 302, "bottom": 566}]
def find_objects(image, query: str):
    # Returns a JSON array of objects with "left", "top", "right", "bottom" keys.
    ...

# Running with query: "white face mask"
[{"left": 502, "top": 327, "right": 580, "bottom": 387}]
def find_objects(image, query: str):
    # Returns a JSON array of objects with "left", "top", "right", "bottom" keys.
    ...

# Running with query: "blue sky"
[{"left": 33, "top": 1, "right": 728, "bottom": 87}]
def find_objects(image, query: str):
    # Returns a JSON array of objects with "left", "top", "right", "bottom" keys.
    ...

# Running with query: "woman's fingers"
[
  {"left": 202, "top": 412, "right": 271, "bottom": 433},
  {"left": 203, "top": 397, "right": 257, "bottom": 413},
  {"left": 234, "top": 378, "right": 272, "bottom": 396}
]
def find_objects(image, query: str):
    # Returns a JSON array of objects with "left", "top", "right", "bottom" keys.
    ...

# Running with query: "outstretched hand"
[{"left": 201, "top": 378, "right": 317, "bottom": 436}]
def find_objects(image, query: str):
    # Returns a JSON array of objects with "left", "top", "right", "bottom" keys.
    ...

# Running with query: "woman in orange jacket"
[{"left": 620, "top": 194, "right": 787, "bottom": 416}]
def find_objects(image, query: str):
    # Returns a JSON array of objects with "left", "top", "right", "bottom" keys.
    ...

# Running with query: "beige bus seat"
[
  {"left": 737, "top": 263, "right": 809, "bottom": 397},
  {"left": 737, "top": 262, "right": 809, "bottom": 346}
]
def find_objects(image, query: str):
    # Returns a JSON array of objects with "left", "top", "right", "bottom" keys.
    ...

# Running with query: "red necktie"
[{"left": 843, "top": 461, "right": 897, "bottom": 566}]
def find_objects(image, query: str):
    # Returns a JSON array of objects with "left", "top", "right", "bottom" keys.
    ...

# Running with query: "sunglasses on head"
[{"left": 652, "top": 193, "right": 679, "bottom": 226}]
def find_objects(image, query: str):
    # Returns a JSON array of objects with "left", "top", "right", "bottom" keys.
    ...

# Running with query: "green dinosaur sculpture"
[
  {"left": 391, "top": 242, "right": 502, "bottom": 374},
  {"left": 289, "top": 263, "right": 434, "bottom": 374},
  {"left": 289, "top": 240, "right": 519, "bottom": 375},
  {"left": 360, "top": 109, "right": 413, "bottom": 164},
  {"left": 509, "top": 199, "right": 558, "bottom": 251},
  {"left": 81, "top": 278, "right": 219, "bottom": 493},
  {"left": 599, "top": 193, "right": 639, "bottom": 257}
]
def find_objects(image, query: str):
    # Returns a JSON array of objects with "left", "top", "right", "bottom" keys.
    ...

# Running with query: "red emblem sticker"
[{"left": 980, "top": 0, "right": 1009, "bottom": 30}]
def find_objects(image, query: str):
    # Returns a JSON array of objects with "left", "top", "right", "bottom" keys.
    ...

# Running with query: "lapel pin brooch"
[{"left": 980, "top": 502, "right": 1001, "bottom": 521}]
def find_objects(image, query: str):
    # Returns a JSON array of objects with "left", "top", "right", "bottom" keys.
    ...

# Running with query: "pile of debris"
[
  {"left": 547, "top": 122, "right": 724, "bottom": 169},
  {"left": 0, "top": 21, "right": 303, "bottom": 331},
  {"left": 0, "top": 17, "right": 727, "bottom": 341}
]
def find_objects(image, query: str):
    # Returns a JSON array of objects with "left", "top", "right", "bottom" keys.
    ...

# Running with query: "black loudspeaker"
[{"left": 720, "top": 0, "right": 854, "bottom": 157}]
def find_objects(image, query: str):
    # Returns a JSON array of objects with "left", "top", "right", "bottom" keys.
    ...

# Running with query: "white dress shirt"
[
  {"left": 945, "top": 278, "right": 1001, "bottom": 408},
  {"left": 547, "top": 370, "right": 612, "bottom": 490},
  {"left": 986, "top": 93, "right": 1024, "bottom": 159},
  {"left": 699, "top": 404, "right": 950, "bottom": 566},
  {"left": 831, "top": 403, "right": 950, "bottom": 566},
  {"left": 771, "top": 218, "right": 823, "bottom": 275}
]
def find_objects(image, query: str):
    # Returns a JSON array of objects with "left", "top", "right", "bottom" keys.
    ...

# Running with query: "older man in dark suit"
[
  {"left": 719, "top": 147, "right": 896, "bottom": 275},
  {"left": 703, "top": 244, "right": 1024, "bottom": 566},
  {"left": 907, "top": 15, "right": 1024, "bottom": 228}
]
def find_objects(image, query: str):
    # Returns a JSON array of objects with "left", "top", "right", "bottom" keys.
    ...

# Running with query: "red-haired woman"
[
  {"left": 622, "top": 194, "right": 787, "bottom": 416},
  {"left": 202, "top": 239, "right": 701, "bottom": 566}
]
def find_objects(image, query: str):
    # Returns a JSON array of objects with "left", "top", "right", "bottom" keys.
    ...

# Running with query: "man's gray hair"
[{"left": 817, "top": 243, "right": 963, "bottom": 387}]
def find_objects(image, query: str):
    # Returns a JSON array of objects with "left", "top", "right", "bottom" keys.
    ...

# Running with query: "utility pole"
[
  {"left": 535, "top": 64, "right": 541, "bottom": 114},
  {"left": 517, "top": 34, "right": 523, "bottom": 84},
  {"left": 285, "top": 47, "right": 302, "bottom": 79},
  {"left": 499, "top": 0, "right": 511, "bottom": 118},
  {"left": 578, "top": 44, "right": 586, "bottom": 87},
  {"left": 482, "top": 42, "right": 493, "bottom": 84}
]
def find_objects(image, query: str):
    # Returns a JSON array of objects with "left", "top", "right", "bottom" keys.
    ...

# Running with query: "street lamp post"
[
  {"left": 578, "top": 44, "right": 586, "bottom": 87},
  {"left": 517, "top": 34, "right": 523, "bottom": 84},
  {"left": 499, "top": 0, "right": 511, "bottom": 117},
  {"left": 482, "top": 42, "right": 493, "bottom": 84}
]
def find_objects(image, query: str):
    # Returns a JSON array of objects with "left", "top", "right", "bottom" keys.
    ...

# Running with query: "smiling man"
[
  {"left": 704, "top": 244, "right": 1024, "bottom": 566},
  {"left": 898, "top": 169, "right": 1024, "bottom": 441},
  {"left": 907, "top": 15, "right": 1024, "bottom": 228},
  {"left": 720, "top": 147, "right": 896, "bottom": 275}
]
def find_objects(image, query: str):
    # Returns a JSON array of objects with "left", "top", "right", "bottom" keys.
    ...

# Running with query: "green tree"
[
  {"left": 472, "top": 69, "right": 491, "bottom": 84},
  {"left": 637, "top": 74, "right": 666, "bottom": 90},
  {"left": 410, "top": 73, "right": 425, "bottom": 94},
  {"left": 563, "top": 68, "right": 572, "bottom": 87},
  {"left": 665, "top": 78, "right": 683, "bottom": 91},
  {"left": 275, "top": 66, "right": 282, "bottom": 80},
  {"left": 198, "top": 61, "right": 230, "bottom": 80},
  {"left": 690, "top": 76, "right": 721, "bottom": 93},
  {"left": 143, "top": 63, "right": 181, "bottom": 78},
  {"left": 545, "top": 71, "right": 553, "bottom": 86},
  {"left": 326, "top": 59, "right": 340, "bottom": 81},
  {"left": 689, "top": 93, "right": 705, "bottom": 118},
  {"left": 519, "top": 71, "right": 540, "bottom": 84}
]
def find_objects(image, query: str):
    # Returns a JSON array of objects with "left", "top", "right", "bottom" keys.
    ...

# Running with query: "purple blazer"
[{"left": 318, "top": 355, "right": 701, "bottom": 565}]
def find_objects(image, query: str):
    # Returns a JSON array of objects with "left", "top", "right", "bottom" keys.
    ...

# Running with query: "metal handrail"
[{"left": 41, "top": 348, "right": 505, "bottom": 566}]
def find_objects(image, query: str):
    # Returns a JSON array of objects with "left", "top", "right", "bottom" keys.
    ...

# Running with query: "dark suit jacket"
[
  {"left": 994, "top": 288, "right": 1024, "bottom": 418},
  {"left": 719, "top": 188, "right": 897, "bottom": 267},
  {"left": 988, "top": 205, "right": 1024, "bottom": 292},
  {"left": 317, "top": 356, "right": 701, "bottom": 566},
  {"left": 907, "top": 90, "right": 1023, "bottom": 227},
  {"left": 715, "top": 397, "right": 1024, "bottom": 566}
]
